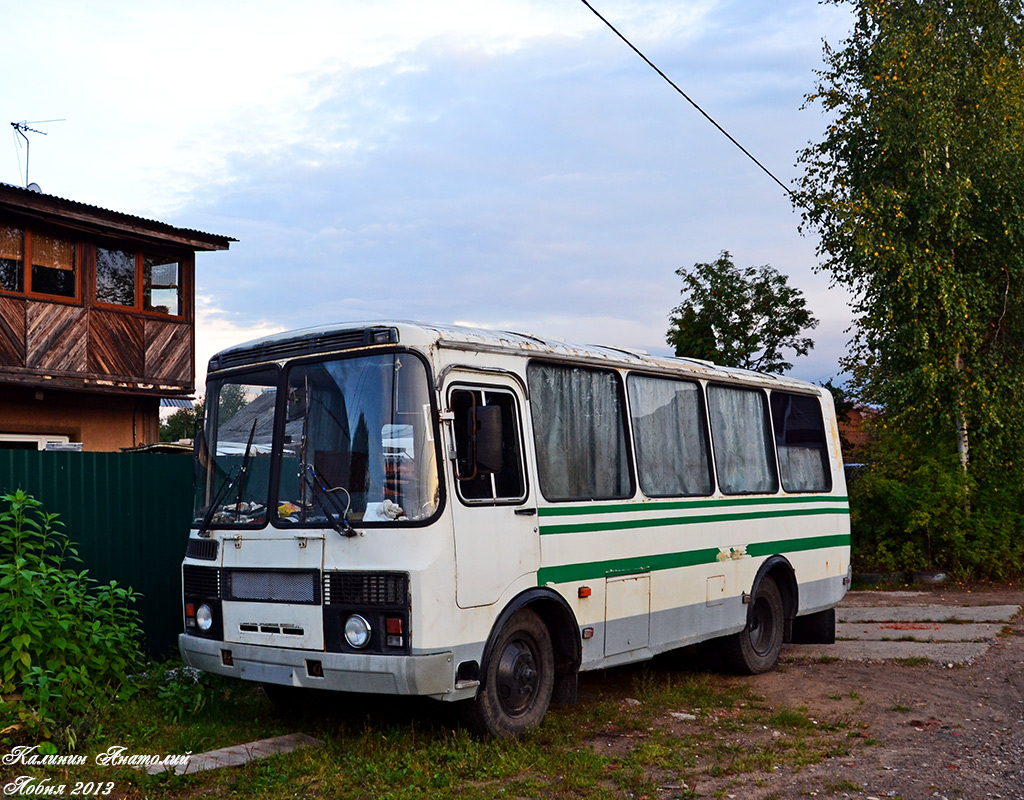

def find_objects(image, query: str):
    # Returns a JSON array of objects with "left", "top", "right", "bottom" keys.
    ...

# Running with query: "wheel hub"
[{"left": 495, "top": 639, "right": 538, "bottom": 715}]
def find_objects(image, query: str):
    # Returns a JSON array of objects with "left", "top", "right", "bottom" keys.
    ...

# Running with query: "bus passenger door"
[{"left": 445, "top": 377, "right": 538, "bottom": 609}]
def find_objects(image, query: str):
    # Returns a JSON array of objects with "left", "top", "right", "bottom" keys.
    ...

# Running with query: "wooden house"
[{"left": 0, "top": 183, "right": 232, "bottom": 451}]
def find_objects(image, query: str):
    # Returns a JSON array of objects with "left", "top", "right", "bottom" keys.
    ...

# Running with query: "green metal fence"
[{"left": 0, "top": 450, "right": 193, "bottom": 657}]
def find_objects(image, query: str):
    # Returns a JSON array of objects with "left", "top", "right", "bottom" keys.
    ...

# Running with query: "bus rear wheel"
[
  {"left": 721, "top": 575, "right": 784, "bottom": 674},
  {"left": 464, "top": 608, "right": 554, "bottom": 738}
]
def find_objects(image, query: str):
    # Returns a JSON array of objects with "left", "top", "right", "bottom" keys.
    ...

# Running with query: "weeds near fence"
[{"left": 0, "top": 490, "right": 144, "bottom": 747}]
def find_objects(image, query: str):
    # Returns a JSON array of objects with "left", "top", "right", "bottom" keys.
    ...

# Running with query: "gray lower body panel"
[{"left": 179, "top": 635, "right": 455, "bottom": 699}]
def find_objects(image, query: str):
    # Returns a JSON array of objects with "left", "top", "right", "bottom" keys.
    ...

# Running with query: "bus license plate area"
[{"left": 222, "top": 602, "right": 325, "bottom": 650}]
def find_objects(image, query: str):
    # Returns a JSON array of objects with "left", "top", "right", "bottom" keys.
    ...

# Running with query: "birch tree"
[{"left": 795, "top": 0, "right": 1024, "bottom": 482}]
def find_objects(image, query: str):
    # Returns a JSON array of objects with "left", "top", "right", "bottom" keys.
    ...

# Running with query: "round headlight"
[
  {"left": 344, "top": 614, "right": 372, "bottom": 649},
  {"left": 196, "top": 604, "right": 214, "bottom": 632}
]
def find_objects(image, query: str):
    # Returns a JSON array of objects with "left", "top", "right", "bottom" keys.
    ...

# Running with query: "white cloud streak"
[{"left": 5, "top": 0, "right": 855, "bottom": 385}]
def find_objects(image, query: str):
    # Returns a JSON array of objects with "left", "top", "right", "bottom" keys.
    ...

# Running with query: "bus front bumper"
[{"left": 179, "top": 634, "right": 458, "bottom": 699}]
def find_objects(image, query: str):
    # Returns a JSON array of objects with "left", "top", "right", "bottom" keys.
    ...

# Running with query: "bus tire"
[
  {"left": 721, "top": 575, "right": 784, "bottom": 674},
  {"left": 464, "top": 608, "right": 554, "bottom": 738}
]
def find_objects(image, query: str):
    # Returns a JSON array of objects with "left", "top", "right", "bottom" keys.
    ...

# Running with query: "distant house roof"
[
  {"left": 160, "top": 398, "right": 196, "bottom": 409},
  {"left": 0, "top": 182, "right": 234, "bottom": 251}
]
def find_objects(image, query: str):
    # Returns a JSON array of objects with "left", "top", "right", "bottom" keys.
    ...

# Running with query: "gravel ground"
[{"left": 695, "top": 587, "right": 1024, "bottom": 799}]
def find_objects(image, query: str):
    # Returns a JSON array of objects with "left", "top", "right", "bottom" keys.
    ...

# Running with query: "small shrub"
[{"left": 0, "top": 490, "right": 143, "bottom": 746}]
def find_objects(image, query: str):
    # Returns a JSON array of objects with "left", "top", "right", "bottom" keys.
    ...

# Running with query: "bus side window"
[
  {"left": 527, "top": 362, "right": 633, "bottom": 502},
  {"left": 451, "top": 388, "right": 527, "bottom": 504},
  {"left": 627, "top": 374, "right": 713, "bottom": 497},
  {"left": 707, "top": 384, "right": 779, "bottom": 495},
  {"left": 770, "top": 392, "right": 832, "bottom": 493}
]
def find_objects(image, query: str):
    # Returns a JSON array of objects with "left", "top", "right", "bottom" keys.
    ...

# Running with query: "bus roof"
[{"left": 208, "top": 320, "right": 820, "bottom": 392}]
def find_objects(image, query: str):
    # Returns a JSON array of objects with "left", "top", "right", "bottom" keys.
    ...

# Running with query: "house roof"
[{"left": 0, "top": 182, "right": 234, "bottom": 251}]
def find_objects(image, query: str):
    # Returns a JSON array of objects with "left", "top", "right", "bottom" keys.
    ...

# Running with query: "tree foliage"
[
  {"left": 796, "top": 0, "right": 1024, "bottom": 577},
  {"left": 160, "top": 403, "right": 204, "bottom": 443},
  {"left": 666, "top": 251, "right": 818, "bottom": 374}
]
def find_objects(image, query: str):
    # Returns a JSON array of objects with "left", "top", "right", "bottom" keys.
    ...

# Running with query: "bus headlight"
[
  {"left": 344, "top": 614, "right": 372, "bottom": 649},
  {"left": 196, "top": 604, "right": 214, "bottom": 632}
]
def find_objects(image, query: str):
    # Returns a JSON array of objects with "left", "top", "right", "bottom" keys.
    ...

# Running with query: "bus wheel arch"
[
  {"left": 756, "top": 556, "right": 798, "bottom": 640},
  {"left": 463, "top": 589, "right": 581, "bottom": 738}
]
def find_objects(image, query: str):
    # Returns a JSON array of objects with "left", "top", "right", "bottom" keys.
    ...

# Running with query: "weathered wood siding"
[
  {"left": 0, "top": 295, "right": 26, "bottom": 366},
  {"left": 0, "top": 299, "right": 193, "bottom": 394}
]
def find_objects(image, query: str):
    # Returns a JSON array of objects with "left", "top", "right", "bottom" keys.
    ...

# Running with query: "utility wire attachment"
[
  {"left": 578, "top": 0, "right": 793, "bottom": 199},
  {"left": 11, "top": 119, "right": 65, "bottom": 188}
]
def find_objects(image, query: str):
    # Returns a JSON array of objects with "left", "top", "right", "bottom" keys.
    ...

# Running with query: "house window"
[
  {"left": 144, "top": 256, "right": 182, "bottom": 315},
  {"left": 96, "top": 246, "right": 136, "bottom": 306},
  {"left": 95, "top": 246, "right": 184, "bottom": 316},
  {"left": 30, "top": 231, "right": 77, "bottom": 298},
  {"left": 0, "top": 433, "right": 71, "bottom": 451},
  {"left": 0, "top": 224, "right": 24, "bottom": 292},
  {"left": 0, "top": 225, "right": 78, "bottom": 300}
]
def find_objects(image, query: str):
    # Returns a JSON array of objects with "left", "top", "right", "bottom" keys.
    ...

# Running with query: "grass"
[{"left": 2, "top": 658, "right": 873, "bottom": 799}]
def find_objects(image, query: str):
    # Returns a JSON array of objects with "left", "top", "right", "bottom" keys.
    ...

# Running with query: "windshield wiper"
[
  {"left": 196, "top": 419, "right": 258, "bottom": 537},
  {"left": 196, "top": 465, "right": 240, "bottom": 538},
  {"left": 303, "top": 464, "right": 358, "bottom": 537},
  {"left": 233, "top": 420, "right": 258, "bottom": 522}
]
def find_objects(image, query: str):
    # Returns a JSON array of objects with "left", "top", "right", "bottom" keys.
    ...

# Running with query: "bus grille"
[
  {"left": 185, "top": 538, "right": 219, "bottom": 561},
  {"left": 324, "top": 572, "right": 408, "bottom": 607},
  {"left": 183, "top": 565, "right": 220, "bottom": 598},
  {"left": 223, "top": 569, "right": 319, "bottom": 604}
]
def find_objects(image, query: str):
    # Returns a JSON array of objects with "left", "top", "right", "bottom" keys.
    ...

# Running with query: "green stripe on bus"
[
  {"left": 539, "top": 506, "right": 849, "bottom": 536},
  {"left": 538, "top": 494, "right": 849, "bottom": 518},
  {"left": 536, "top": 533, "right": 850, "bottom": 585}
]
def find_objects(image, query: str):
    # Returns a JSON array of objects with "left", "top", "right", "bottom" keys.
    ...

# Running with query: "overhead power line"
[{"left": 578, "top": 0, "right": 794, "bottom": 199}]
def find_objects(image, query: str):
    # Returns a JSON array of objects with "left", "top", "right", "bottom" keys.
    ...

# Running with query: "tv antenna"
[{"left": 11, "top": 119, "right": 65, "bottom": 189}]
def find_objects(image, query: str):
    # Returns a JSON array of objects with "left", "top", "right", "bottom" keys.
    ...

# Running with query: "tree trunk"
[{"left": 955, "top": 350, "right": 969, "bottom": 472}]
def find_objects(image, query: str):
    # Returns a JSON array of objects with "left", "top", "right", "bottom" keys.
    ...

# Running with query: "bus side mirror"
[{"left": 474, "top": 405, "right": 503, "bottom": 476}]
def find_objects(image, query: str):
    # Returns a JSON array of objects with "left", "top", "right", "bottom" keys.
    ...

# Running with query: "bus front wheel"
[
  {"left": 721, "top": 575, "right": 784, "bottom": 674},
  {"left": 464, "top": 608, "right": 554, "bottom": 738}
]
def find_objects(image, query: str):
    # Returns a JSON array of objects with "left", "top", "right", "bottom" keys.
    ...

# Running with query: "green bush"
[
  {"left": 848, "top": 427, "right": 1024, "bottom": 580},
  {"left": 0, "top": 490, "right": 143, "bottom": 745},
  {"left": 849, "top": 452, "right": 968, "bottom": 573}
]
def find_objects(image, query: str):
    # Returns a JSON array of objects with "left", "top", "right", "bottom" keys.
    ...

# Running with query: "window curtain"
[
  {"left": 772, "top": 393, "right": 830, "bottom": 492},
  {"left": 707, "top": 385, "right": 777, "bottom": 494},
  {"left": 528, "top": 364, "right": 631, "bottom": 500},
  {"left": 628, "top": 376, "right": 711, "bottom": 496}
]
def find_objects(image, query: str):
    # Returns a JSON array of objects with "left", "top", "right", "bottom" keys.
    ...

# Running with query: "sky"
[{"left": 4, "top": 0, "right": 857, "bottom": 389}]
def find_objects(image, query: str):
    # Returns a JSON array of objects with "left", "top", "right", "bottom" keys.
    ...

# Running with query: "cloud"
[
  {"left": 7, "top": 0, "right": 856, "bottom": 386},
  {"left": 193, "top": 296, "right": 287, "bottom": 388}
]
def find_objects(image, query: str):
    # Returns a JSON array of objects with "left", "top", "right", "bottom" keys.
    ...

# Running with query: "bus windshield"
[
  {"left": 193, "top": 352, "right": 440, "bottom": 529},
  {"left": 194, "top": 368, "right": 279, "bottom": 527}
]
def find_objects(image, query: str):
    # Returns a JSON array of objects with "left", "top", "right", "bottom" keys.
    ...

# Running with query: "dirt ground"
[{"left": 674, "top": 587, "right": 1024, "bottom": 799}]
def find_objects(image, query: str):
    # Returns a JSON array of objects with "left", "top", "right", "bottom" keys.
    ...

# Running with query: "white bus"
[{"left": 179, "top": 321, "right": 850, "bottom": 737}]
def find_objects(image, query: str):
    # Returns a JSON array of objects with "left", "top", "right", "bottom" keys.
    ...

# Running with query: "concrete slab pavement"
[
  {"left": 784, "top": 600, "right": 1021, "bottom": 665},
  {"left": 144, "top": 732, "right": 323, "bottom": 776},
  {"left": 835, "top": 622, "right": 1004, "bottom": 642},
  {"left": 838, "top": 605, "right": 1020, "bottom": 624}
]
